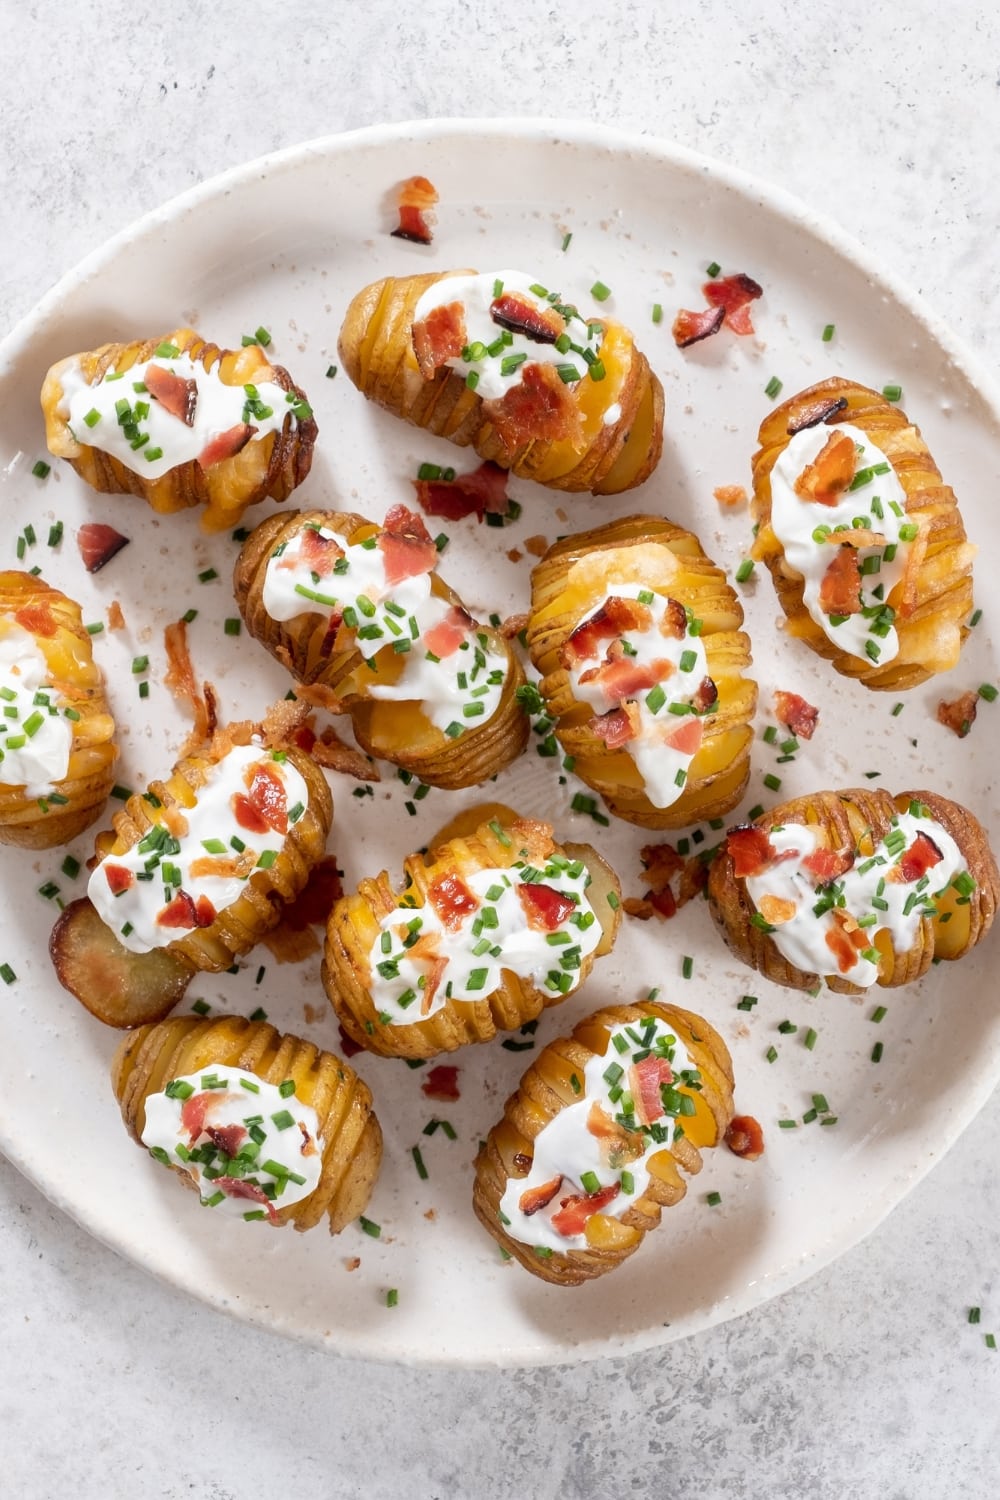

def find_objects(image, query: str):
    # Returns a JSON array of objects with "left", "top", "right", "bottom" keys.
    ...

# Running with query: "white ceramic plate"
[{"left": 1, "top": 119, "right": 998, "bottom": 1368}]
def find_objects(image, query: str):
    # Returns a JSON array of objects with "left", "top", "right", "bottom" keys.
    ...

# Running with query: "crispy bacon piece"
[
  {"left": 198, "top": 422, "right": 257, "bottom": 470},
  {"left": 77, "top": 522, "right": 130, "bottom": 574},
  {"left": 513, "top": 1152, "right": 533, "bottom": 1173},
  {"left": 714, "top": 484, "right": 748, "bottom": 509},
  {"left": 672, "top": 303, "right": 726, "bottom": 348},
  {"left": 103, "top": 864, "right": 134, "bottom": 896},
  {"left": 817, "top": 526, "right": 887, "bottom": 551},
  {"left": 702, "top": 272, "right": 764, "bottom": 335},
  {"left": 818, "top": 547, "right": 863, "bottom": 616},
  {"left": 427, "top": 871, "right": 479, "bottom": 931},
  {"left": 412, "top": 459, "right": 510, "bottom": 522},
  {"left": 623, "top": 896, "right": 655, "bottom": 920},
  {"left": 579, "top": 656, "right": 675, "bottom": 705},
  {"left": 243, "top": 761, "right": 289, "bottom": 835},
  {"left": 156, "top": 889, "right": 216, "bottom": 930},
  {"left": 484, "top": 362, "right": 582, "bottom": 449},
  {"left": 423, "top": 607, "right": 471, "bottom": 659},
  {"left": 630, "top": 1055, "right": 674, "bottom": 1125},
  {"left": 757, "top": 893, "right": 797, "bottom": 926},
  {"left": 802, "top": 847, "right": 853, "bottom": 883},
  {"left": 727, "top": 825, "right": 777, "bottom": 879},
  {"left": 588, "top": 702, "right": 640, "bottom": 749},
  {"left": 794, "top": 431, "right": 857, "bottom": 506},
  {"left": 937, "top": 690, "right": 978, "bottom": 739},
  {"left": 206, "top": 1122, "right": 247, "bottom": 1157},
  {"left": 298, "top": 1120, "right": 318, "bottom": 1156},
  {"left": 659, "top": 598, "right": 688, "bottom": 640},
  {"left": 725, "top": 1114, "right": 765, "bottom": 1161},
  {"left": 298, "top": 526, "right": 344, "bottom": 576},
  {"left": 825, "top": 908, "right": 870, "bottom": 973},
  {"left": 489, "top": 293, "right": 563, "bottom": 344},
  {"left": 337, "top": 1023, "right": 363, "bottom": 1058},
  {"left": 678, "top": 853, "right": 711, "bottom": 908},
  {"left": 898, "top": 523, "right": 928, "bottom": 620},
  {"left": 310, "top": 727, "right": 381, "bottom": 785},
  {"left": 107, "top": 599, "right": 126, "bottom": 632},
  {"left": 145, "top": 363, "right": 198, "bottom": 426},
  {"left": 551, "top": 1182, "right": 621, "bottom": 1237},
  {"left": 516, "top": 882, "right": 576, "bottom": 932},
  {"left": 787, "top": 395, "right": 849, "bottom": 435},
  {"left": 649, "top": 887, "right": 678, "bottom": 919},
  {"left": 889, "top": 830, "right": 944, "bottom": 884},
  {"left": 164, "top": 619, "right": 215, "bottom": 755},
  {"left": 421, "top": 1064, "right": 460, "bottom": 1101},
  {"left": 519, "top": 1175, "right": 563, "bottom": 1217},
  {"left": 377, "top": 504, "right": 438, "bottom": 585},
  {"left": 773, "top": 690, "right": 819, "bottom": 741},
  {"left": 212, "top": 1177, "right": 278, "bottom": 1223},
  {"left": 181, "top": 1091, "right": 216, "bottom": 1144},
  {"left": 412, "top": 301, "right": 467, "bottom": 378},
  {"left": 641, "top": 842, "right": 684, "bottom": 890},
  {"left": 662, "top": 716, "right": 703, "bottom": 757},
  {"left": 391, "top": 174, "right": 438, "bottom": 245},
  {"left": 188, "top": 851, "right": 257, "bottom": 881},
  {"left": 420, "top": 954, "right": 449, "bottom": 1016},
  {"left": 691, "top": 676, "right": 718, "bottom": 713},
  {"left": 14, "top": 601, "right": 57, "bottom": 636},
  {"left": 561, "top": 596, "right": 653, "bottom": 667}
]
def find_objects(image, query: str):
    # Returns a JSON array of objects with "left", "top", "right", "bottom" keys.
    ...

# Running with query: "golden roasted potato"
[
  {"left": 527, "top": 515, "right": 757, "bottom": 828},
  {"left": 323, "top": 810, "right": 622, "bottom": 1059},
  {"left": 41, "top": 327, "right": 317, "bottom": 533},
  {"left": 50, "top": 724, "right": 333, "bottom": 1028},
  {"left": 707, "top": 787, "right": 998, "bottom": 994},
  {"left": 0, "top": 571, "right": 117, "bottom": 847},
  {"left": 338, "top": 270, "right": 663, "bottom": 494},
  {"left": 473, "top": 1000, "right": 734, "bottom": 1285},
  {"left": 111, "top": 1014, "right": 382, "bottom": 1233},
  {"left": 234, "top": 505, "right": 528, "bottom": 789},
  {"left": 751, "top": 379, "right": 975, "bottom": 689}
]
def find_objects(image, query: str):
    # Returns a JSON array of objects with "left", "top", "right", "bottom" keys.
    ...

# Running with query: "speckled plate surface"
[{"left": 1, "top": 118, "right": 997, "bottom": 1367}]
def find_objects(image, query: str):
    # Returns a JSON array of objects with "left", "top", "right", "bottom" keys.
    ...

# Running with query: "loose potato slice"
[{"left": 50, "top": 898, "right": 195, "bottom": 1027}]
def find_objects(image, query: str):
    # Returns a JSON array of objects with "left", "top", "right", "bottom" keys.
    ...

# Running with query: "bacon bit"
[
  {"left": 802, "top": 847, "right": 854, "bottom": 883},
  {"left": 162, "top": 804, "right": 189, "bottom": 840},
  {"left": 517, "top": 882, "right": 576, "bottom": 932},
  {"left": 551, "top": 1182, "right": 621, "bottom": 1237},
  {"left": 523, "top": 534, "right": 549, "bottom": 558},
  {"left": 483, "top": 362, "right": 582, "bottom": 450},
  {"left": 345, "top": 1256, "right": 362, "bottom": 1271},
  {"left": 500, "top": 611, "right": 529, "bottom": 641},
  {"left": 672, "top": 304, "right": 726, "bottom": 348},
  {"left": 312, "top": 727, "right": 380, "bottom": 784},
  {"left": 727, "top": 825, "right": 777, "bottom": 879},
  {"left": 279, "top": 857, "right": 343, "bottom": 930},
  {"left": 145, "top": 363, "right": 198, "bottom": 426},
  {"left": 725, "top": 1114, "right": 765, "bottom": 1161},
  {"left": 428, "top": 872, "right": 479, "bottom": 931},
  {"left": 337, "top": 1023, "right": 364, "bottom": 1059},
  {"left": 507, "top": 548, "right": 522, "bottom": 563},
  {"left": 630, "top": 1055, "right": 674, "bottom": 1125},
  {"left": 206, "top": 1122, "right": 247, "bottom": 1157},
  {"left": 817, "top": 527, "right": 887, "bottom": 551},
  {"left": 757, "top": 893, "right": 797, "bottom": 926},
  {"left": 232, "top": 793, "right": 268, "bottom": 835},
  {"left": 818, "top": 548, "right": 862, "bottom": 617},
  {"left": 678, "top": 854, "right": 711, "bottom": 908},
  {"left": 519, "top": 1175, "right": 564, "bottom": 1217},
  {"left": 691, "top": 676, "right": 718, "bottom": 714},
  {"left": 303, "top": 1003, "right": 325, "bottom": 1024},
  {"left": 890, "top": 830, "right": 944, "bottom": 884},
  {"left": 378, "top": 504, "right": 439, "bottom": 585},
  {"left": 662, "top": 716, "right": 704, "bottom": 757},
  {"left": 299, "top": 526, "right": 345, "bottom": 576},
  {"left": 702, "top": 272, "right": 764, "bottom": 335},
  {"left": 156, "top": 889, "right": 216, "bottom": 930},
  {"left": 298, "top": 1120, "right": 318, "bottom": 1157},
  {"left": 213, "top": 1177, "right": 278, "bottom": 1223},
  {"left": 562, "top": 597, "right": 652, "bottom": 666},
  {"left": 623, "top": 896, "right": 655, "bottom": 920},
  {"left": 898, "top": 522, "right": 928, "bottom": 620},
  {"left": 826, "top": 909, "right": 871, "bottom": 974},
  {"left": 412, "top": 459, "right": 510, "bottom": 522},
  {"left": 242, "top": 761, "right": 289, "bottom": 835},
  {"left": 937, "top": 689, "right": 978, "bottom": 739},
  {"left": 77, "top": 522, "right": 130, "bottom": 574},
  {"left": 489, "top": 293, "right": 563, "bottom": 344},
  {"left": 793, "top": 431, "right": 857, "bottom": 506},
  {"left": 773, "top": 690, "right": 819, "bottom": 741},
  {"left": 104, "top": 864, "right": 134, "bottom": 896},
  {"left": 714, "top": 484, "right": 748, "bottom": 509},
  {"left": 579, "top": 656, "right": 675, "bottom": 706},
  {"left": 513, "top": 1151, "right": 533, "bottom": 1173},
  {"left": 198, "top": 422, "right": 257, "bottom": 470},
  {"left": 164, "top": 619, "right": 214, "bottom": 752},
  {"left": 420, "top": 954, "right": 449, "bottom": 1016},
  {"left": 423, "top": 607, "right": 470, "bottom": 659},
  {"left": 292, "top": 683, "right": 344, "bottom": 717},
  {"left": 649, "top": 887, "right": 678, "bottom": 919},
  {"left": 107, "top": 599, "right": 126, "bottom": 632},
  {"left": 181, "top": 1091, "right": 216, "bottom": 1144},
  {"left": 641, "top": 842, "right": 684, "bottom": 891},
  {"left": 412, "top": 301, "right": 467, "bottom": 378},
  {"left": 659, "top": 598, "right": 688, "bottom": 640},
  {"left": 589, "top": 702, "right": 640, "bottom": 749},
  {"left": 391, "top": 174, "right": 438, "bottom": 245},
  {"left": 421, "top": 1064, "right": 460, "bottom": 1102},
  {"left": 787, "top": 395, "right": 849, "bottom": 435},
  {"left": 13, "top": 601, "right": 57, "bottom": 637}
]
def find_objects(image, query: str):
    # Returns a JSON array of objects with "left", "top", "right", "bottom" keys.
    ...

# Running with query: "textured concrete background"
[{"left": 3, "top": 1, "right": 1000, "bottom": 1495}]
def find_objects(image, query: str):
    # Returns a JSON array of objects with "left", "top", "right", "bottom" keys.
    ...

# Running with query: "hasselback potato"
[
  {"left": 111, "top": 1014, "right": 381, "bottom": 1234},
  {"left": 473, "top": 1000, "right": 734, "bottom": 1285},
  {"left": 41, "top": 327, "right": 317, "bottom": 533},
  {"left": 323, "top": 810, "right": 622, "bottom": 1059},
  {"left": 527, "top": 515, "right": 757, "bottom": 828},
  {"left": 750, "top": 378, "right": 975, "bottom": 689},
  {"left": 707, "top": 787, "right": 998, "bottom": 994},
  {"left": 50, "top": 725, "right": 333, "bottom": 1027},
  {"left": 0, "top": 571, "right": 117, "bottom": 847},
  {"left": 234, "top": 504, "right": 528, "bottom": 788},
  {"left": 338, "top": 269, "right": 663, "bottom": 494}
]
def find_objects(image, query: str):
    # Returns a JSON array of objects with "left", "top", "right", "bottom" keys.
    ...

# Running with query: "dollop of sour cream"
[
  {"left": 59, "top": 344, "right": 302, "bottom": 482},
  {"left": 369, "top": 849, "right": 602, "bottom": 1026},
  {"left": 413, "top": 270, "right": 606, "bottom": 403},
  {"left": 141, "top": 1065, "right": 323, "bottom": 1221},
  {"left": 262, "top": 522, "right": 506, "bottom": 733},
  {"left": 87, "top": 744, "right": 309, "bottom": 955},
  {"left": 0, "top": 622, "right": 72, "bottom": 796},
  {"left": 769, "top": 422, "right": 914, "bottom": 665},
  {"left": 744, "top": 806, "right": 971, "bottom": 987},
  {"left": 499, "top": 1016, "right": 702, "bottom": 1254}
]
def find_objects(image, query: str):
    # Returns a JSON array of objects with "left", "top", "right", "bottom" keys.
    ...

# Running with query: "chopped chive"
[
  {"left": 970, "top": 1307, "right": 982, "bottom": 1324},
  {"left": 31, "top": 460, "right": 51, "bottom": 479},
  {"left": 110, "top": 784, "right": 131, "bottom": 801},
  {"left": 706, "top": 1191, "right": 722, "bottom": 1207},
  {"left": 871, "top": 1005, "right": 887, "bottom": 1023},
  {"left": 871, "top": 1042, "right": 884, "bottom": 1063},
  {"left": 765, "top": 376, "right": 783, "bottom": 399},
  {"left": 191, "top": 999, "right": 211, "bottom": 1016},
  {"left": 763, "top": 773, "right": 781, "bottom": 792},
  {"left": 882, "top": 384, "right": 902, "bottom": 402},
  {"left": 737, "top": 995, "right": 757, "bottom": 1011},
  {"left": 411, "top": 1146, "right": 429, "bottom": 1180},
  {"left": 131, "top": 655, "right": 149, "bottom": 674},
  {"left": 590, "top": 280, "right": 611, "bottom": 302},
  {"left": 765, "top": 1045, "right": 778, "bottom": 1063},
  {"left": 652, "top": 302, "right": 663, "bottom": 324},
  {"left": 561, "top": 231, "right": 572, "bottom": 251},
  {"left": 735, "top": 558, "right": 755, "bottom": 583},
  {"left": 681, "top": 956, "right": 693, "bottom": 979},
  {"left": 385, "top": 1288, "right": 399, "bottom": 1308},
  {"left": 182, "top": 608, "right": 198, "bottom": 624},
  {"left": 224, "top": 618, "right": 241, "bottom": 637},
  {"left": 198, "top": 568, "right": 218, "bottom": 583},
  {"left": 804, "top": 1028, "right": 818, "bottom": 1051},
  {"left": 822, "top": 323, "right": 835, "bottom": 342},
  {"left": 85, "top": 622, "right": 103, "bottom": 635},
  {"left": 978, "top": 683, "right": 998, "bottom": 702}
]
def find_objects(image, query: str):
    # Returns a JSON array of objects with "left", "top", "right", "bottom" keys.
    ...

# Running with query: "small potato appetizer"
[
  {"left": 751, "top": 379, "right": 975, "bottom": 690},
  {"left": 50, "top": 723, "right": 332, "bottom": 1028},
  {"left": 0, "top": 571, "right": 117, "bottom": 847},
  {"left": 41, "top": 328, "right": 317, "bottom": 533},
  {"left": 323, "top": 808, "right": 622, "bottom": 1059},
  {"left": 338, "top": 270, "right": 663, "bottom": 494},
  {"left": 707, "top": 787, "right": 998, "bottom": 993},
  {"left": 527, "top": 515, "right": 757, "bottom": 828},
  {"left": 473, "top": 1000, "right": 734, "bottom": 1285},
  {"left": 234, "top": 505, "right": 528, "bottom": 789},
  {"left": 112, "top": 1014, "right": 381, "bottom": 1233}
]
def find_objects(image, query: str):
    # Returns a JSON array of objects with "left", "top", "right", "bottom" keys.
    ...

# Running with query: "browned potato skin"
[
  {"left": 337, "top": 271, "right": 664, "bottom": 494},
  {"left": 527, "top": 515, "right": 758, "bottom": 828},
  {"left": 0, "top": 572, "right": 118, "bottom": 847},
  {"left": 323, "top": 814, "right": 622, "bottom": 1059},
  {"left": 473, "top": 1001, "right": 735, "bottom": 1286},
  {"left": 50, "top": 738, "right": 333, "bottom": 1028},
  {"left": 234, "top": 508, "right": 529, "bottom": 789},
  {"left": 41, "top": 328, "right": 317, "bottom": 533},
  {"left": 751, "top": 378, "right": 975, "bottom": 689},
  {"left": 111, "top": 1015, "right": 382, "bottom": 1233},
  {"left": 707, "top": 787, "right": 999, "bottom": 994}
]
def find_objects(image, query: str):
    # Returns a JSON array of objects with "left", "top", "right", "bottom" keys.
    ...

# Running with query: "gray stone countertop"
[{"left": 2, "top": 2, "right": 999, "bottom": 1495}]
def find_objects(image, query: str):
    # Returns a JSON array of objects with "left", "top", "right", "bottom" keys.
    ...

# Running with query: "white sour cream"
[
  {"left": 0, "top": 623, "right": 73, "bottom": 796},
  {"left": 770, "top": 422, "right": 913, "bottom": 665},
  {"left": 141, "top": 1064, "right": 323, "bottom": 1220},
  {"left": 87, "top": 743, "right": 310, "bottom": 955}
]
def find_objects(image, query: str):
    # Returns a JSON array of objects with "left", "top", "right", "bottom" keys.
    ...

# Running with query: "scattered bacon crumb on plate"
[
  {"left": 390, "top": 175, "right": 438, "bottom": 245},
  {"left": 421, "top": 1064, "right": 460, "bottom": 1102},
  {"left": 77, "top": 522, "right": 130, "bottom": 573},
  {"left": 714, "top": 485, "right": 748, "bottom": 509},
  {"left": 773, "top": 690, "right": 819, "bottom": 741},
  {"left": 726, "top": 1115, "right": 765, "bottom": 1161},
  {"left": 673, "top": 271, "right": 763, "bottom": 348},
  {"left": 412, "top": 460, "right": 510, "bottom": 522},
  {"left": 937, "top": 690, "right": 979, "bottom": 738}
]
